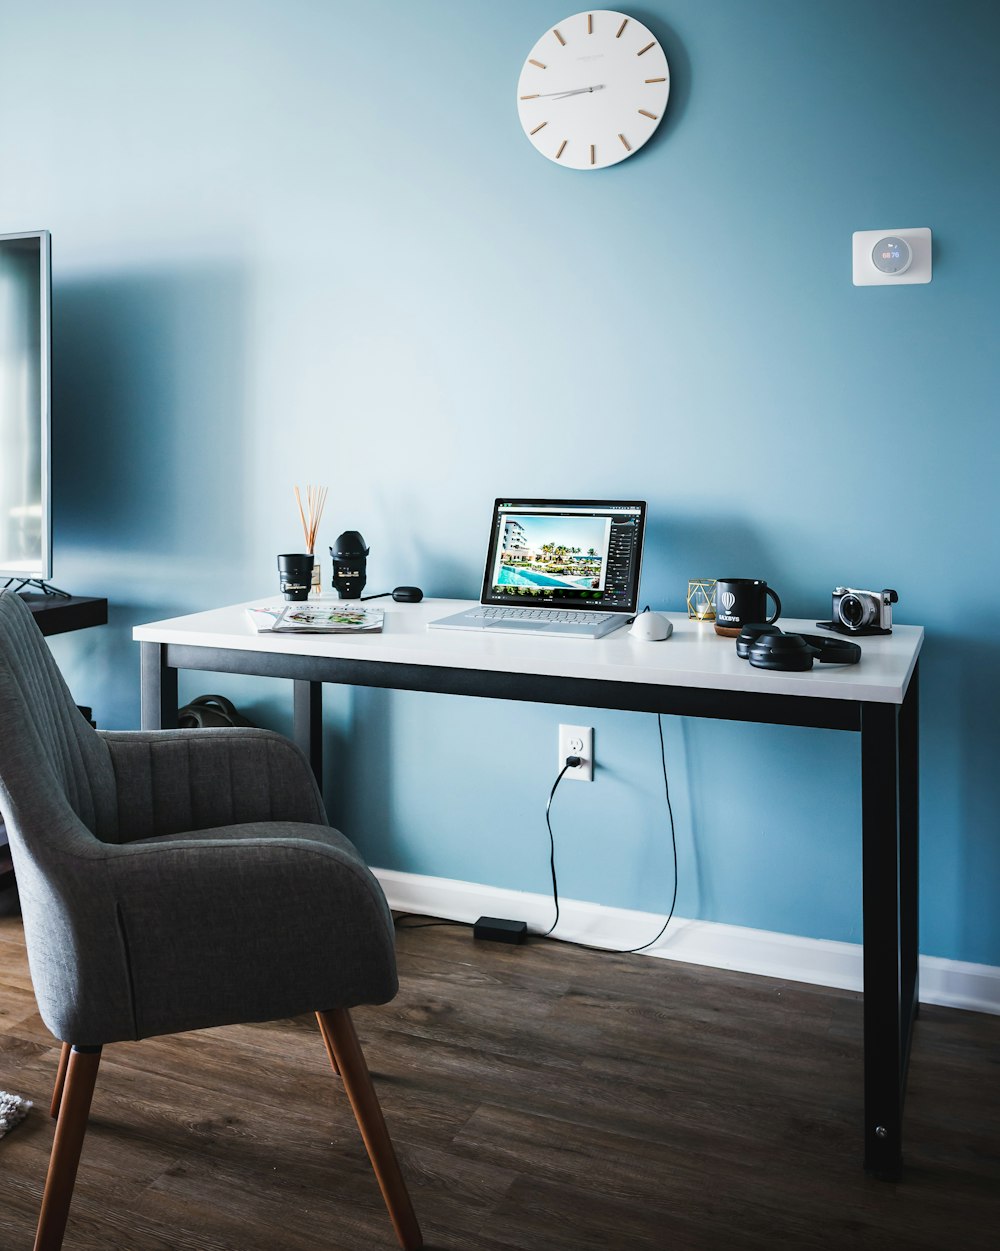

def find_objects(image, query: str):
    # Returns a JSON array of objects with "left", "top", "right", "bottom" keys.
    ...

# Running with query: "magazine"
[{"left": 246, "top": 603, "right": 384, "bottom": 634}]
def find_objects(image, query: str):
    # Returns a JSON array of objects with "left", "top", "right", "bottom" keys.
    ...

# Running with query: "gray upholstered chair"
[{"left": 0, "top": 591, "right": 421, "bottom": 1251}]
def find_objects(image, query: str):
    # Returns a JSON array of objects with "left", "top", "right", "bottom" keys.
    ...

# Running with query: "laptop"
[{"left": 428, "top": 498, "right": 647, "bottom": 639}]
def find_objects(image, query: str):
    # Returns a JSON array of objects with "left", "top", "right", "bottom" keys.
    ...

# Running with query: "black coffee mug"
[
  {"left": 714, "top": 578, "right": 781, "bottom": 637},
  {"left": 277, "top": 553, "right": 314, "bottom": 601}
]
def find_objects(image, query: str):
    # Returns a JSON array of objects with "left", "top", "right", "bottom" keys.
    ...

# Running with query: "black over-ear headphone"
[{"left": 735, "top": 623, "right": 862, "bottom": 671}]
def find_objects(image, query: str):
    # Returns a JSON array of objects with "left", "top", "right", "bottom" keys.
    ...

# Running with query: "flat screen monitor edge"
[{"left": 0, "top": 229, "right": 52, "bottom": 582}]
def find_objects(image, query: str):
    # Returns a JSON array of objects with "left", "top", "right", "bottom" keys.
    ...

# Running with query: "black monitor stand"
[{"left": 2, "top": 577, "right": 71, "bottom": 598}]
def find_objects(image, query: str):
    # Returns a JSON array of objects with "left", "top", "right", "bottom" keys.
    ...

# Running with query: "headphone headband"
[{"left": 796, "top": 633, "right": 863, "bottom": 665}]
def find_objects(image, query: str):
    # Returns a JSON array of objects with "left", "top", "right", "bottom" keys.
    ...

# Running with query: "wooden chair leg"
[
  {"left": 315, "top": 1012, "right": 340, "bottom": 1076},
  {"left": 34, "top": 1045, "right": 102, "bottom": 1251},
  {"left": 317, "top": 1009, "right": 422, "bottom": 1251},
  {"left": 49, "top": 1043, "right": 71, "bottom": 1119}
]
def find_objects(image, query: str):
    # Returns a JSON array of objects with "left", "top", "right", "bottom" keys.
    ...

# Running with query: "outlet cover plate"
[{"left": 558, "top": 724, "right": 593, "bottom": 781}]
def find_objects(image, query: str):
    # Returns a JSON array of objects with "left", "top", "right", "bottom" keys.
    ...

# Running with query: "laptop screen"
[{"left": 480, "top": 499, "right": 646, "bottom": 613}]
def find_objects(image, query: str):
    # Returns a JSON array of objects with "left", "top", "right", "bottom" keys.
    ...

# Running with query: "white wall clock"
[{"left": 516, "top": 10, "right": 670, "bottom": 170}]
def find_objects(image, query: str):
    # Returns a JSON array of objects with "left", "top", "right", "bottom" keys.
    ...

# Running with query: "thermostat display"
[{"left": 872, "top": 236, "right": 912, "bottom": 275}]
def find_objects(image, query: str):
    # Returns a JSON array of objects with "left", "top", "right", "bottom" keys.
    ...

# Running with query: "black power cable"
[
  {"left": 393, "top": 912, "right": 468, "bottom": 931},
  {"left": 540, "top": 713, "right": 678, "bottom": 955},
  {"left": 542, "top": 757, "right": 580, "bottom": 936}
]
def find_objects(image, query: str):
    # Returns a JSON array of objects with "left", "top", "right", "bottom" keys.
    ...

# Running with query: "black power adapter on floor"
[{"left": 473, "top": 916, "right": 528, "bottom": 945}]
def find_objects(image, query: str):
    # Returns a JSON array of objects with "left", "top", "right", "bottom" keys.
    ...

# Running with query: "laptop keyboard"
[{"left": 475, "top": 607, "right": 607, "bottom": 625}]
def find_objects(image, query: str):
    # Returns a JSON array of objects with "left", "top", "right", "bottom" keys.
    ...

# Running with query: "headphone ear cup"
[
  {"left": 736, "top": 623, "right": 783, "bottom": 659},
  {"left": 747, "top": 632, "right": 818, "bottom": 671}
]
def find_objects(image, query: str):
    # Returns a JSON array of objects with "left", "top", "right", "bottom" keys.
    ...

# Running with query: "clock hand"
[
  {"left": 554, "top": 84, "right": 605, "bottom": 99},
  {"left": 530, "top": 85, "right": 606, "bottom": 100}
]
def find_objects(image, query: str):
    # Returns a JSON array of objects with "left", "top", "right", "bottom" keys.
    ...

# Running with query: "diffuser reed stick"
[{"left": 294, "top": 484, "right": 328, "bottom": 555}]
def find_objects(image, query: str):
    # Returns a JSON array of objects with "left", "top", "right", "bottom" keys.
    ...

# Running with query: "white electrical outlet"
[{"left": 558, "top": 724, "right": 594, "bottom": 782}]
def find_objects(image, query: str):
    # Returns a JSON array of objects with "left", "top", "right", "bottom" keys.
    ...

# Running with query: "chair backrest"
[
  {"left": 0, "top": 591, "right": 118, "bottom": 849},
  {"left": 0, "top": 592, "right": 136, "bottom": 1041}
]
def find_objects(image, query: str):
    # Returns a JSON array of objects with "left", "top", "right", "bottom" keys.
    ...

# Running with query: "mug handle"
[{"left": 766, "top": 588, "right": 782, "bottom": 624}]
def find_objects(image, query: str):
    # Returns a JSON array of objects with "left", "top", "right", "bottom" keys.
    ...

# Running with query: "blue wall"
[{"left": 1, "top": 1, "right": 997, "bottom": 965}]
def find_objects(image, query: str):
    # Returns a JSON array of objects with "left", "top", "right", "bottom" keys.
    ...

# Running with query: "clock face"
[{"left": 516, "top": 11, "right": 670, "bottom": 170}]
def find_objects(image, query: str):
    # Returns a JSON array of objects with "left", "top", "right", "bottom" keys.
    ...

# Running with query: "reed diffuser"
[{"left": 294, "top": 485, "right": 328, "bottom": 595}]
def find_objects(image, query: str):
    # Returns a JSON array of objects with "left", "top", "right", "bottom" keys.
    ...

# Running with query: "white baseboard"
[{"left": 373, "top": 868, "right": 1000, "bottom": 1017}]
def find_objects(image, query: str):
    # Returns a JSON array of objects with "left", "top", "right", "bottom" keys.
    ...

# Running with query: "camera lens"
[{"left": 839, "top": 594, "right": 871, "bottom": 629}]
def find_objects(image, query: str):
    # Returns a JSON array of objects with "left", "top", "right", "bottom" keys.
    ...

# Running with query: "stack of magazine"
[{"left": 247, "top": 604, "right": 384, "bottom": 634}]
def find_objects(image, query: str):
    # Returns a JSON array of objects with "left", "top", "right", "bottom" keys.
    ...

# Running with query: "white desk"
[{"left": 135, "top": 597, "right": 923, "bottom": 1179}]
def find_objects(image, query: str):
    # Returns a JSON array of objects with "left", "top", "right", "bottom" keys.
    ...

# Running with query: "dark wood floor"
[{"left": 1, "top": 895, "right": 998, "bottom": 1251}]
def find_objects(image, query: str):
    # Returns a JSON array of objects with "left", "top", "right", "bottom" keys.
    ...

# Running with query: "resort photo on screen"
[{"left": 490, "top": 512, "right": 611, "bottom": 592}]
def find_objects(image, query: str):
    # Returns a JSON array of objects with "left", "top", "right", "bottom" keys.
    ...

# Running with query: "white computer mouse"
[{"left": 628, "top": 611, "right": 673, "bottom": 641}]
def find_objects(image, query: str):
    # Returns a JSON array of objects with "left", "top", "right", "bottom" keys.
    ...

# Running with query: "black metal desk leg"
[
  {"left": 293, "top": 679, "right": 323, "bottom": 784},
  {"left": 861, "top": 700, "right": 903, "bottom": 1178},
  {"left": 899, "top": 663, "right": 920, "bottom": 1034},
  {"left": 140, "top": 642, "right": 178, "bottom": 730}
]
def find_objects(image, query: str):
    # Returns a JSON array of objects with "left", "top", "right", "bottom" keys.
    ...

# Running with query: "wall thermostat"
[{"left": 852, "top": 227, "right": 931, "bottom": 286}]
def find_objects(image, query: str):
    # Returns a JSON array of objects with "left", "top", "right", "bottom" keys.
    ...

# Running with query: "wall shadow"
[{"left": 52, "top": 264, "right": 250, "bottom": 563}]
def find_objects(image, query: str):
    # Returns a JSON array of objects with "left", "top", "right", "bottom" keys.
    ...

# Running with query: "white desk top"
[{"left": 134, "top": 598, "right": 923, "bottom": 705}]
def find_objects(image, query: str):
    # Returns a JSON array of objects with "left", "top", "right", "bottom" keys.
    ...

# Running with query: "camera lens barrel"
[{"left": 838, "top": 593, "right": 872, "bottom": 629}]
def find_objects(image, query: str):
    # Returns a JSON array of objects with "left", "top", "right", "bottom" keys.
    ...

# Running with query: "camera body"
[{"left": 832, "top": 587, "right": 898, "bottom": 633}]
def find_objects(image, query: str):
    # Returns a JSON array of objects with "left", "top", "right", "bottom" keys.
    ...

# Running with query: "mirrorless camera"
[{"left": 832, "top": 587, "right": 898, "bottom": 633}]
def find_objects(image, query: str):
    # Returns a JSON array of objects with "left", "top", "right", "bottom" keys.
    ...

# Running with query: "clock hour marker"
[
  {"left": 530, "top": 121, "right": 548, "bottom": 135},
  {"left": 638, "top": 109, "right": 658, "bottom": 120},
  {"left": 618, "top": 134, "right": 631, "bottom": 152},
  {"left": 529, "top": 59, "right": 546, "bottom": 69},
  {"left": 520, "top": 94, "right": 540, "bottom": 100},
  {"left": 553, "top": 28, "right": 565, "bottom": 45},
  {"left": 616, "top": 18, "right": 628, "bottom": 38},
  {"left": 590, "top": 144, "right": 596, "bottom": 165},
  {"left": 556, "top": 139, "right": 568, "bottom": 160},
  {"left": 645, "top": 77, "right": 666, "bottom": 83},
  {"left": 587, "top": 13, "right": 593, "bottom": 34},
  {"left": 637, "top": 41, "right": 655, "bottom": 56}
]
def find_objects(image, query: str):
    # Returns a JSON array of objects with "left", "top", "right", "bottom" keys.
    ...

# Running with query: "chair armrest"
[
  {"left": 25, "top": 826, "right": 397, "bottom": 1046},
  {"left": 103, "top": 831, "right": 398, "bottom": 1041},
  {"left": 98, "top": 728, "right": 327, "bottom": 842}
]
